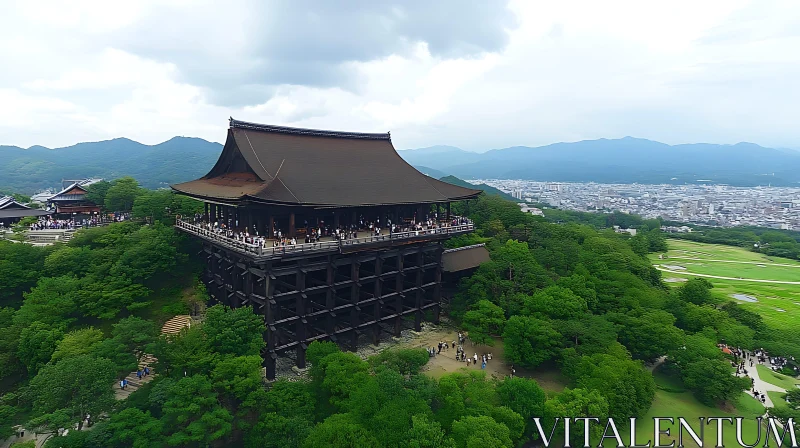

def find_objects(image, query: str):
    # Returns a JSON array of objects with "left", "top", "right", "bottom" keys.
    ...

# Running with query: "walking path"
[
  {"left": 114, "top": 354, "right": 157, "bottom": 400},
  {"left": 667, "top": 256, "right": 800, "bottom": 268},
  {"left": 740, "top": 360, "right": 787, "bottom": 408},
  {"left": 655, "top": 266, "right": 800, "bottom": 285}
]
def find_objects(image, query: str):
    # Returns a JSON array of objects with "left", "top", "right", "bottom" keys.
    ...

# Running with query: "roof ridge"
[{"left": 230, "top": 118, "right": 391, "bottom": 141}]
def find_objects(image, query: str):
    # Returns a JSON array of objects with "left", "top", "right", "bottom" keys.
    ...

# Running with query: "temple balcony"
[{"left": 175, "top": 218, "right": 474, "bottom": 261}]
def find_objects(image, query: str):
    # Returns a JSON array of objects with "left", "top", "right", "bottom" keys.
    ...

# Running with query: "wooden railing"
[{"left": 175, "top": 219, "right": 474, "bottom": 258}]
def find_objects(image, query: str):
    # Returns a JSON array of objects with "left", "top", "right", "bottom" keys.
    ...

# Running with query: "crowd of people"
[
  {"left": 425, "top": 332, "right": 494, "bottom": 371},
  {"left": 188, "top": 212, "right": 472, "bottom": 250},
  {"left": 723, "top": 345, "right": 799, "bottom": 405},
  {"left": 24, "top": 213, "right": 129, "bottom": 231}
]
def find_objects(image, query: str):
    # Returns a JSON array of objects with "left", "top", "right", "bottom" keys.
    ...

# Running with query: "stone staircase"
[
  {"left": 114, "top": 354, "right": 157, "bottom": 400},
  {"left": 113, "top": 316, "right": 194, "bottom": 400},
  {"left": 161, "top": 314, "right": 193, "bottom": 335}
]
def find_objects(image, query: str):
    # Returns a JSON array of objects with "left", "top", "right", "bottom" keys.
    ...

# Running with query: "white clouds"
[{"left": 0, "top": 0, "right": 798, "bottom": 150}]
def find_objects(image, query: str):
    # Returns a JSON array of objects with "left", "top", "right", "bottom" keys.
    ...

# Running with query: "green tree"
[
  {"left": 28, "top": 355, "right": 116, "bottom": 429},
  {"left": 211, "top": 355, "right": 264, "bottom": 409},
  {"left": 496, "top": 377, "right": 546, "bottom": 437},
  {"left": 13, "top": 276, "right": 81, "bottom": 327},
  {"left": 161, "top": 374, "right": 233, "bottom": 446},
  {"left": 106, "top": 408, "right": 165, "bottom": 448},
  {"left": 569, "top": 349, "right": 656, "bottom": 420},
  {"left": 682, "top": 358, "right": 751, "bottom": 405},
  {"left": 50, "top": 327, "right": 105, "bottom": 364},
  {"left": 0, "top": 308, "right": 23, "bottom": 379},
  {"left": 543, "top": 388, "right": 610, "bottom": 444},
  {"left": 84, "top": 180, "right": 112, "bottom": 209},
  {"left": 246, "top": 412, "right": 312, "bottom": 448},
  {"left": 203, "top": 305, "right": 265, "bottom": 357},
  {"left": 18, "top": 322, "right": 64, "bottom": 376},
  {"left": 104, "top": 177, "right": 143, "bottom": 212},
  {"left": 0, "top": 241, "right": 49, "bottom": 307},
  {"left": 522, "top": 286, "right": 588, "bottom": 320},
  {"left": 302, "top": 414, "right": 380, "bottom": 448},
  {"left": 609, "top": 310, "right": 684, "bottom": 362},
  {"left": 677, "top": 278, "right": 716, "bottom": 306},
  {"left": 451, "top": 415, "right": 513, "bottom": 448},
  {"left": 502, "top": 316, "right": 562, "bottom": 368},
  {"left": 369, "top": 348, "right": 430, "bottom": 375},
  {"left": 403, "top": 414, "right": 456, "bottom": 448},
  {"left": 110, "top": 316, "right": 160, "bottom": 361},
  {"left": 462, "top": 300, "right": 506, "bottom": 345}
]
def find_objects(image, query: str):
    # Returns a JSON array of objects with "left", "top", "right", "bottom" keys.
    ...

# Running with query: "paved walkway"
[
  {"left": 114, "top": 354, "right": 157, "bottom": 400},
  {"left": 666, "top": 256, "right": 800, "bottom": 268},
  {"left": 741, "top": 363, "right": 786, "bottom": 408},
  {"left": 655, "top": 266, "right": 800, "bottom": 285}
]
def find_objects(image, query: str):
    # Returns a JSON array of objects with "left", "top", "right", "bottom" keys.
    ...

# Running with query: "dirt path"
[
  {"left": 666, "top": 256, "right": 800, "bottom": 268},
  {"left": 655, "top": 266, "right": 800, "bottom": 285}
]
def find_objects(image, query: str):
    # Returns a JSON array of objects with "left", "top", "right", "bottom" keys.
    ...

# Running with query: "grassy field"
[
  {"left": 756, "top": 364, "right": 800, "bottom": 390},
  {"left": 603, "top": 368, "right": 766, "bottom": 448},
  {"left": 651, "top": 239, "right": 800, "bottom": 333}
]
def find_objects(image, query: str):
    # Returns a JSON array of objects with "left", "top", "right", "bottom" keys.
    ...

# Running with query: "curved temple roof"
[{"left": 172, "top": 119, "right": 481, "bottom": 207}]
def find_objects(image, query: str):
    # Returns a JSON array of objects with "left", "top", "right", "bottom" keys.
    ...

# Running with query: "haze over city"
[{"left": 2, "top": 0, "right": 800, "bottom": 151}]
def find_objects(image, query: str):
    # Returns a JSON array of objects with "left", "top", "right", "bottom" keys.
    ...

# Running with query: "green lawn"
[
  {"left": 628, "top": 369, "right": 765, "bottom": 448},
  {"left": 652, "top": 240, "right": 800, "bottom": 334},
  {"left": 756, "top": 364, "right": 800, "bottom": 390},
  {"left": 660, "top": 239, "right": 800, "bottom": 264}
]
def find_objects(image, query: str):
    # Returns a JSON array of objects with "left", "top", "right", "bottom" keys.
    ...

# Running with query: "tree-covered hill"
[
  {"left": 438, "top": 175, "right": 517, "bottom": 201},
  {"left": 0, "top": 137, "right": 222, "bottom": 194},
  {"left": 1, "top": 190, "right": 796, "bottom": 446}
]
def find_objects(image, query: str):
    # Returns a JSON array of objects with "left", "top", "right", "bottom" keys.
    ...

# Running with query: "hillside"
[
  {"left": 0, "top": 137, "right": 222, "bottom": 193},
  {"left": 438, "top": 175, "right": 516, "bottom": 201},
  {"left": 400, "top": 137, "right": 800, "bottom": 186}
]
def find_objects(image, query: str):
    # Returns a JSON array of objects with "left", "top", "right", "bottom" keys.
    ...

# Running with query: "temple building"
[
  {"left": 172, "top": 118, "right": 481, "bottom": 379},
  {"left": 48, "top": 179, "right": 103, "bottom": 218},
  {"left": 0, "top": 196, "right": 52, "bottom": 226}
]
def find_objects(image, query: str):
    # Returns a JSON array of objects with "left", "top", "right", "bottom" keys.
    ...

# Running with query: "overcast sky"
[{"left": 2, "top": 0, "right": 799, "bottom": 151}]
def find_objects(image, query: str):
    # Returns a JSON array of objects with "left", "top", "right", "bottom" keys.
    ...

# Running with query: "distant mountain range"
[
  {"left": 3, "top": 135, "right": 799, "bottom": 194},
  {"left": 398, "top": 138, "right": 800, "bottom": 187},
  {"left": 1, "top": 137, "right": 222, "bottom": 193}
]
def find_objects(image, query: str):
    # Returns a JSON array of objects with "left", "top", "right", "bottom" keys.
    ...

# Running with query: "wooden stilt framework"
[{"left": 201, "top": 240, "right": 444, "bottom": 380}]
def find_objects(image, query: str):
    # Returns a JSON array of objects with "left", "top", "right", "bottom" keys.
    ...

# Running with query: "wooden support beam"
[
  {"left": 414, "top": 247, "right": 424, "bottom": 331},
  {"left": 350, "top": 258, "right": 360, "bottom": 350},
  {"left": 289, "top": 212, "right": 296, "bottom": 238}
]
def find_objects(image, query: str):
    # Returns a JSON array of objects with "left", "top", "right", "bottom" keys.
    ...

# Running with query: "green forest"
[{"left": 1, "top": 188, "right": 798, "bottom": 447}]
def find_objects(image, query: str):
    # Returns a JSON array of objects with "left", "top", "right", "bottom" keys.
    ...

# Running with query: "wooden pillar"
[
  {"left": 231, "top": 261, "right": 242, "bottom": 309},
  {"left": 210, "top": 204, "right": 217, "bottom": 223},
  {"left": 289, "top": 212, "right": 296, "bottom": 238},
  {"left": 394, "top": 252, "right": 404, "bottom": 337},
  {"left": 351, "top": 210, "right": 357, "bottom": 228},
  {"left": 257, "top": 215, "right": 265, "bottom": 237},
  {"left": 326, "top": 258, "right": 335, "bottom": 336},
  {"left": 373, "top": 256, "right": 383, "bottom": 346},
  {"left": 436, "top": 203, "right": 441, "bottom": 221},
  {"left": 446, "top": 202, "right": 451, "bottom": 222},
  {"left": 296, "top": 267, "right": 307, "bottom": 369},
  {"left": 350, "top": 259, "right": 360, "bottom": 350},
  {"left": 333, "top": 211, "right": 340, "bottom": 229},
  {"left": 414, "top": 247, "right": 424, "bottom": 331},
  {"left": 434, "top": 247, "right": 443, "bottom": 324},
  {"left": 264, "top": 270, "right": 277, "bottom": 381},
  {"left": 204, "top": 202, "right": 209, "bottom": 221},
  {"left": 269, "top": 216, "right": 275, "bottom": 238}
]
